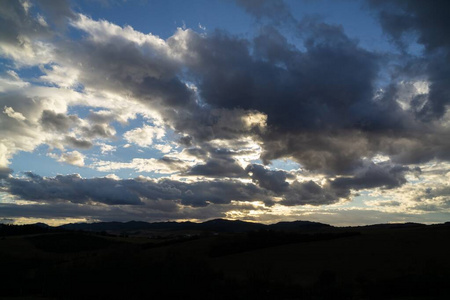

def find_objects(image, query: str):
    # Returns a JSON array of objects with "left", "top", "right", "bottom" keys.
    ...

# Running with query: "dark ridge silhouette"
[
  {"left": 199, "top": 219, "right": 266, "bottom": 232},
  {"left": 270, "top": 220, "right": 332, "bottom": 231},
  {"left": 59, "top": 218, "right": 331, "bottom": 233},
  {"left": 359, "top": 222, "right": 427, "bottom": 229},
  {"left": 0, "top": 223, "right": 57, "bottom": 236}
]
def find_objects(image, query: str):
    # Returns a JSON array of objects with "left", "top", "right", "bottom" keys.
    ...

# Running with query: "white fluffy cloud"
[
  {"left": 123, "top": 125, "right": 165, "bottom": 148},
  {"left": 92, "top": 156, "right": 189, "bottom": 174}
]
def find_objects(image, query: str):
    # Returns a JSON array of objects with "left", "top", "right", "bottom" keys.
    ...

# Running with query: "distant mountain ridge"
[
  {"left": 58, "top": 218, "right": 332, "bottom": 233},
  {"left": 2, "top": 219, "right": 439, "bottom": 237}
]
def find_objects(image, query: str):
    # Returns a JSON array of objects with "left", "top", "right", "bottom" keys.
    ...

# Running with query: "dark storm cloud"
[
  {"left": 181, "top": 24, "right": 406, "bottom": 174},
  {"left": 256, "top": 161, "right": 415, "bottom": 207},
  {"left": 280, "top": 180, "right": 344, "bottom": 206},
  {"left": 0, "top": 167, "right": 12, "bottom": 179},
  {"left": 40, "top": 110, "right": 79, "bottom": 132},
  {"left": 246, "top": 164, "right": 292, "bottom": 194},
  {"left": 0, "top": 202, "right": 136, "bottom": 220},
  {"left": 330, "top": 162, "right": 412, "bottom": 191},
  {"left": 187, "top": 25, "right": 381, "bottom": 132},
  {"left": 373, "top": 133, "right": 450, "bottom": 166},
  {"left": 40, "top": 110, "right": 115, "bottom": 138},
  {"left": 81, "top": 124, "right": 115, "bottom": 138},
  {"left": 35, "top": 0, "right": 76, "bottom": 27},
  {"left": 64, "top": 136, "right": 93, "bottom": 149},
  {"left": 187, "top": 157, "right": 247, "bottom": 178},
  {"left": 175, "top": 180, "right": 268, "bottom": 207},
  {"left": 368, "top": 0, "right": 450, "bottom": 121},
  {"left": 4, "top": 173, "right": 270, "bottom": 207},
  {"left": 0, "top": 0, "right": 76, "bottom": 62},
  {"left": 367, "top": 0, "right": 450, "bottom": 51},
  {"left": 7, "top": 173, "right": 143, "bottom": 205},
  {"left": 0, "top": 1, "right": 50, "bottom": 49},
  {"left": 260, "top": 130, "right": 370, "bottom": 174},
  {"left": 177, "top": 136, "right": 193, "bottom": 147},
  {"left": 182, "top": 19, "right": 450, "bottom": 174}
]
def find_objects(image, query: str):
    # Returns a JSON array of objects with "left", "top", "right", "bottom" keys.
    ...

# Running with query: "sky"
[{"left": 1, "top": 0, "right": 450, "bottom": 226}]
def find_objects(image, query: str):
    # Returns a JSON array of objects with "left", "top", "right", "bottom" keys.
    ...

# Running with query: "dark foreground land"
[{"left": 1, "top": 220, "right": 450, "bottom": 299}]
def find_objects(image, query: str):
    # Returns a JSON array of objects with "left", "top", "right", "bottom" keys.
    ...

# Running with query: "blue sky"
[{"left": 1, "top": 0, "right": 449, "bottom": 226}]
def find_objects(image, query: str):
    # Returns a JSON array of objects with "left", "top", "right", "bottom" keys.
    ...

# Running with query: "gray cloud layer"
[{"left": 4, "top": 172, "right": 269, "bottom": 207}]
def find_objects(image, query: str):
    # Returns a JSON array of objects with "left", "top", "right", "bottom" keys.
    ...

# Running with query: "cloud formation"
[
  {"left": 1, "top": 0, "right": 450, "bottom": 224},
  {"left": 368, "top": 0, "right": 450, "bottom": 121},
  {"left": 4, "top": 172, "right": 269, "bottom": 207}
]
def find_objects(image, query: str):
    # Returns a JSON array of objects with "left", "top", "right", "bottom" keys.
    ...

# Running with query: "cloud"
[
  {"left": 330, "top": 162, "right": 412, "bottom": 191},
  {"left": 0, "top": 167, "right": 12, "bottom": 179},
  {"left": 98, "top": 143, "right": 116, "bottom": 154},
  {"left": 180, "top": 24, "right": 407, "bottom": 174},
  {"left": 246, "top": 164, "right": 291, "bottom": 194},
  {"left": 50, "top": 151, "right": 86, "bottom": 167},
  {"left": 280, "top": 180, "right": 344, "bottom": 206},
  {"left": 367, "top": 0, "right": 450, "bottom": 121},
  {"left": 0, "top": 91, "right": 50, "bottom": 167},
  {"left": 153, "top": 143, "right": 173, "bottom": 153},
  {"left": 3, "top": 106, "right": 26, "bottom": 121},
  {"left": 0, "top": 1, "right": 53, "bottom": 65},
  {"left": 188, "top": 25, "right": 380, "bottom": 133},
  {"left": 123, "top": 124, "right": 165, "bottom": 147},
  {"left": 64, "top": 136, "right": 93, "bottom": 149},
  {"left": 92, "top": 157, "right": 190, "bottom": 174},
  {"left": 81, "top": 123, "right": 116, "bottom": 139},
  {"left": 187, "top": 157, "right": 247, "bottom": 178},
  {"left": 4, "top": 172, "right": 270, "bottom": 207},
  {"left": 40, "top": 110, "right": 79, "bottom": 132},
  {"left": 6, "top": 173, "right": 143, "bottom": 205}
]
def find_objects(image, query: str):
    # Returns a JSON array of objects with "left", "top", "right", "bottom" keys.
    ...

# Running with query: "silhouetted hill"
[
  {"left": 270, "top": 220, "right": 331, "bottom": 231},
  {"left": 59, "top": 218, "right": 330, "bottom": 234},
  {"left": 360, "top": 222, "right": 427, "bottom": 229},
  {"left": 31, "top": 222, "right": 51, "bottom": 228},
  {"left": 199, "top": 219, "right": 265, "bottom": 232},
  {"left": 59, "top": 220, "right": 196, "bottom": 232}
]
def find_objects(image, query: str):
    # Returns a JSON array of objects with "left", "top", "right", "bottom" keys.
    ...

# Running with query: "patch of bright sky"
[
  {"left": 339, "top": 191, "right": 372, "bottom": 209},
  {"left": 9, "top": 145, "right": 101, "bottom": 178},
  {"left": 268, "top": 158, "right": 301, "bottom": 171},
  {"left": 1, "top": 60, "right": 45, "bottom": 82}
]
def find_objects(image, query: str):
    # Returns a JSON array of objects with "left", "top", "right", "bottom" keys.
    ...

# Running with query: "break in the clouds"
[{"left": 0, "top": 0, "right": 449, "bottom": 225}]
